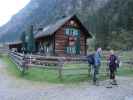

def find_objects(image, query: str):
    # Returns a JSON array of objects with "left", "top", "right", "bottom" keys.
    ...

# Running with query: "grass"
[
  {"left": 1, "top": 51, "right": 133, "bottom": 84},
  {"left": 25, "top": 69, "right": 91, "bottom": 84},
  {"left": 117, "top": 65, "right": 133, "bottom": 77},
  {"left": 2, "top": 55, "right": 93, "bottom": 84},
  {"left": 2, "top": 54, "right": 21, "bottom": 77}
]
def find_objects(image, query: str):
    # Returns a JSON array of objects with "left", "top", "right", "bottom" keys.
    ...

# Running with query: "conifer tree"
[
  {"left": 26, "top": 25, "right": 36, "bottom": 53},
  {"left": 20, "top": 31, "right": 27, "bottom": 53}
]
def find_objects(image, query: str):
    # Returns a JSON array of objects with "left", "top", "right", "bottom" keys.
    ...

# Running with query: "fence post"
[
  {"left": 29, "top": 54, "right": 32, "bottom": 64},
  {"left": 58, "top": 58, "right": 64, "bottom": 80},
  {"left": 21, "top": 54, "right": 28, "bottom": 75}
]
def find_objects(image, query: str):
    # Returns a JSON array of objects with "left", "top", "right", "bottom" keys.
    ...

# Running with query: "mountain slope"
[{"left": 0, "top": 0, "right": 109, "bottom": 42}]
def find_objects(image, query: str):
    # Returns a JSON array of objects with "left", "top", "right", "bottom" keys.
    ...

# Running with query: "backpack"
[
  {"left": 87, "top": 54, "right": 95, "bottom": 65},
  {"left": 116, "top": 56, "right": 120, "bottom": 68}
]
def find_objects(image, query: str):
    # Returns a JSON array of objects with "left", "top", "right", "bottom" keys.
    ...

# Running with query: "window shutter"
[{"left": 76, "top": 30, "right": 80, "bottom": 54}]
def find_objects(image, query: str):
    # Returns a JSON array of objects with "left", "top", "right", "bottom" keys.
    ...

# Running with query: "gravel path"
[{"left": 0, "top": 59, "right": 133, "bottom": 100}]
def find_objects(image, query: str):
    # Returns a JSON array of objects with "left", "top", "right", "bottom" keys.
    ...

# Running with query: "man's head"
[
  {"left": 96, "top": 48, "right": 102, "bottom": 56},
  {"left": 97, "top": 48, "right": 102, "bottom": 52}
]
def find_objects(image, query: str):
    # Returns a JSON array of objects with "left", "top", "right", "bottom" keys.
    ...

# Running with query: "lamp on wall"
[{"left": 70, "top": 20, "right": 74, "bottom": 25}]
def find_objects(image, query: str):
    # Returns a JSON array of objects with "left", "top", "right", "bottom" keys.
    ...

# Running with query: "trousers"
[
  {"left": 93, "top": 65, "right": 100, "bottom": 83},
  {"left": 109, "top": 66, "right": 116, "bottom": 80}
]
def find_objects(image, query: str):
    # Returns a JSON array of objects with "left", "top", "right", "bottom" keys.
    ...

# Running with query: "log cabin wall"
[
  {"left": 54, "top": 18, "right": 87, "bottom": 56},
  {"left": 80, "top": 30, "right": 86, "bottom": 55},
  {"left": 54, "top": 27, "right": 66, "bottom": 56}
]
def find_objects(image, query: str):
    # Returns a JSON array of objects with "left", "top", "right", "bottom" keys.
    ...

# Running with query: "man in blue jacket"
[{"left": 93, "top": 48, "right": 102, "bottom": 85}]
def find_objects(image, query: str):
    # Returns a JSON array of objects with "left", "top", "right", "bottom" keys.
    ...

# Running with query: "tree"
[
  {"left": 94, "top": 12, "right": 110, "bottom": 49},
  {"left": 26, "top": 25, "right": 36, "bottom": 53},
  {"left": 108, "top": 30, "right": 133, "bottom": 50}
]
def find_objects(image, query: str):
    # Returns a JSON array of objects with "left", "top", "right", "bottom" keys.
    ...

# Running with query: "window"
[
  {"left": 65, "top": 28, "right": 80, "bottom": 37},
  {"left": 66, "top": 46, "right": 76, "bottom": 54}
]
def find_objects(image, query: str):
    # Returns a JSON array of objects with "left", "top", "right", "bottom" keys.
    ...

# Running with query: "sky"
[{"left": 0, "top": 0, "right": 30, "bottom": 27}]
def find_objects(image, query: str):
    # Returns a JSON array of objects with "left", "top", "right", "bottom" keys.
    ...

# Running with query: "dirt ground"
[{"left": 0, "top": 59, "right": 133, "bottom": 100}]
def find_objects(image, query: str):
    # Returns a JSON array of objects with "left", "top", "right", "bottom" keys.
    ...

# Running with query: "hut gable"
[{"left": 54, "top": 15, "right": 91, "bottom": 56}]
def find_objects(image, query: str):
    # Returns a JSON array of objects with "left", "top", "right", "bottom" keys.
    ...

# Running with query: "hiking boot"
[
  {"left": 93, "top": 81, "right": 99, "bottom": 86},
  {"left": 95, "top": 82, "right": 100, "bottom": 86},
  {"left": 93, "top": 81, "right": 96, "bottom": 85},
  {"left": 111, "top": 80, "right": 118, "bottom": 85},
  {"left": 109, "top": 80, "right": 112, "bottom": 84},
  {"left": 106, "top": 85, "right": 112, "bottom": 88}
]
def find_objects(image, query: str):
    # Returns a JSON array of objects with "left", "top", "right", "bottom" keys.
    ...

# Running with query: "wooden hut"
[{"left": 35, "top": 15, "right": 92, "bottom": 56}]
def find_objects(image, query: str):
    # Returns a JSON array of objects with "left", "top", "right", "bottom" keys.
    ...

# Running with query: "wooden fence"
[{"left": 9, "top": 51, "right": 90, "bottom": 79}]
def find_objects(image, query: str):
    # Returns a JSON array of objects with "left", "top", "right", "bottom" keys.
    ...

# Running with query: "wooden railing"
[
  {"left": 9, "top": 51, "right": 89, "bottom": 79},
  {"left": 9, "top": 51, "right": 28, "bottom": 74}
]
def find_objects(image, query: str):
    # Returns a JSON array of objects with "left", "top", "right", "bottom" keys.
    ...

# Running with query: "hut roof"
[
  {"left": 35, "top": 14, "right": 92, "bottom": 39},
  {"left": 6, "top": 40, "right": 22, "bottom": 45}
]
